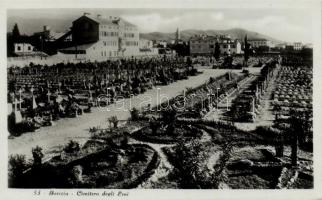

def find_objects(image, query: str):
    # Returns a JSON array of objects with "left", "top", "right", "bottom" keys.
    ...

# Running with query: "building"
[
  {"left": 189, "top": 35, "right": 241, "bottom": 55},
  {"left": 139, "top": 39, "right": 153, "bottom": 49},
  {"left": 248, "top": 38, "right": 273, "bottom": 48},
  {"left": 275, "top": 43, "right": 287, "bottom": 49},
  {"left": 14, "top": 43, "right": 35, "bottom": 54},
  {"left": 175, "top": 28, "right": 180, "bottom": 43},
  {"left": 303, "top": 43, "right": 313, "bottom": 49},
  {"left": 33, "top": 26, "right": 68, "bottom": 42},
  {"left": 58, "top": 13, "right": 143, "bottom": 61},
  {"left": 154, "top": 40, "right": 167, "bottom": 48},
  {"left": 285, "top": 45, "right": 294, "bottom": 51},
  {"left": 175, "top": 27, "right": 185, "bottom": 45},
  {"left": 219, "top": 35, "right": 242, "bottom": 54},
  {"left": 139, "top": 39, "right": 158, "bottom": 56},
  {"left": 293, "top": 42, "right": 303, "bottom": 50}
]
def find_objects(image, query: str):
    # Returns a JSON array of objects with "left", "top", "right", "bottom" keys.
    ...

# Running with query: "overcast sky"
[{"left": 7, "top": 8, "right": 313, "bottom": 43}]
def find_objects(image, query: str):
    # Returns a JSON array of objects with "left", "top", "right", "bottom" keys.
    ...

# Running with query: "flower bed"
[{"left": 16, "top": 142, "right": 160, "bottom": 188}]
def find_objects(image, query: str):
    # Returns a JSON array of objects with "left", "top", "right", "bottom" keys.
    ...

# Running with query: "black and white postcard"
[{"left": 0, "top": 0, "right": 321, "bottom": 199}]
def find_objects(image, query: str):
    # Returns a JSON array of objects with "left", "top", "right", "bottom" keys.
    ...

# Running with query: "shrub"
[
  {"left": 32, "top": 146, "right": 44, "bottom": 166},
  {"left": 64, "top": 140, "right": 81, "bottom": 154},
  {"left": 174, "top": 139, "right": 220, "bottom": 188},
  {"left": 108, "top": 116, "right": 119, "bottom": 128},
  {"left": 8, "top": 154, "right": 29, "bottom": 187},
  {"left": 130, "top": 107, "right": 140, "bottom": 121}
]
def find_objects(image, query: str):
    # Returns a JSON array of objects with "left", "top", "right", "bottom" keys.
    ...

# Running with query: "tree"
[
  {"left": 214, "top": 42, "right": 221, "bottom": 61},
  {"left": 149, "top": 117, "right": 160, "bottom": 135},
  {"left": 32, "top": 146, "right": 44, "bottom": 166},
  {"left": 161, "top": 108, "right": 177, "bottom": 135},
  {"left": 12, "top": 23, "right": 20, "bottom": 39},
  {"left": 108, "top": 116, "right": 119, "bottom": 129},
  {"left": 244, "top": 35, "right": 250, "bottom": 66},
  {"left": 288, "top": 110, "right": 307, "bottom": 166},
  {"left": 9, "top": 154, "right": 28, "bottom": 187},
  {"left": 130, "top": 107, "right": 140, "bottom": 121}
]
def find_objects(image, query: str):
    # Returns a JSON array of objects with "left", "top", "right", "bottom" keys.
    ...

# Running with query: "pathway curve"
[{"left": 128, "top": 139, "right": 175, "bottom": 188}]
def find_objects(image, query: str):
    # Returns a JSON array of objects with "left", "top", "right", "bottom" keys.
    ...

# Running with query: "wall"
[{"left": 14, "top": 43, "right": 34, "bottom": 53}]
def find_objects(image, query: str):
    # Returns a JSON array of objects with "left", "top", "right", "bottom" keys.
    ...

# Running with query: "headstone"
[{"left": 14, "top": 111, "right": 23, "bottom": 124}]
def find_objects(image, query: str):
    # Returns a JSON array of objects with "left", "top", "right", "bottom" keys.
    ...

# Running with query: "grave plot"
[
  {"left": 130, "top": 109, "right": 204, "bottom": 144},
  {"left": 272, "top": 66, "right": 312, "bottom": 110},
  {"left": 153, "top": 72, "right": 249, "bottom": 119},
  {"left": 271, "top": 65, "right": 313, "bottom": 152},
  {"left": 7, "top": 57, "right": 201, "bottom": 137},
  {"left": 229, "top": 60, "right": 280, "bottom": 122}
]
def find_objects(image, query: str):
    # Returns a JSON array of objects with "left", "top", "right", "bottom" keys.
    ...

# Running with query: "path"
[{"left": 8, "top": 69, "right": 235, "bottom": 158}]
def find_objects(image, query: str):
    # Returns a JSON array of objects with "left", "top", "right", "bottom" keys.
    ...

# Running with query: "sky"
[{"left": 7, "top": 8, "right": 314, "bottom": 43}]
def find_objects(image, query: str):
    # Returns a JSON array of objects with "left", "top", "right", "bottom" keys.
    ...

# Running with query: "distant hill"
[
  {"left": 140, "top": 28, "right": 282, "bottom": 43},
  {"left": 7, "top": 16, "right": 282, "bottom": 44}
]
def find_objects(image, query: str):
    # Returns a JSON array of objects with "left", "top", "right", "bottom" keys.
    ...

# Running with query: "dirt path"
[
  {"left": 235, "top": 65, "right": 281, "bottom": 131},
  {"left": 128, "top": 139, "right": 175, "bottom": 188},
  {"left": 203, "top": 73, "right": 259, "bottom": 121}
]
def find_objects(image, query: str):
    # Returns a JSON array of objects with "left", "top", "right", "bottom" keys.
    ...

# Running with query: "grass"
[
  {"left": 229, "top": 147, "right": 268, "bottom": 162},
  {"left": 227, "top": 174, "right": 271, "bottom": 189}
]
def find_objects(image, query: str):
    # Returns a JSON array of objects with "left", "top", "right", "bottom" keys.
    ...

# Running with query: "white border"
[{"left": 0, "top": 0, "right": 321, "bottom": 200}]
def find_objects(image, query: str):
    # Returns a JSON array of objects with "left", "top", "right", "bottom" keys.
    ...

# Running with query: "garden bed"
[
  {"left": 16, "top": 142, "right": 160, "bottom": 188},
  {"left": 130, "top": 124, "right": 203, "bottom": 144}
]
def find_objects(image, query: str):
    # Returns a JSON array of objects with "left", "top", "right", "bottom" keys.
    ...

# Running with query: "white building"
[
  {"left": 14, "top": 43, "right": 35, "bottom": 54},
  {"left": 248, "top": 39, "right": 273, "bottom": 48},
  {"left": 58, "top": 14, "right": 156, "bottom": 61},
  {"left": 294, "top": 42, "right": 303, "bottom": 50},
  {"left": 189, "top": 35, "right": 242, "bottom": 55},
  {"left": 139, "top": 39, "right": 153, "bottom": 49},
  {"left": 220, "top": 40, "right": 242, "bottom": 54}
]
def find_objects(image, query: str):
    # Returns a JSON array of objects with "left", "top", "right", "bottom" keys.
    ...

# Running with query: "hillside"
[
  {"left": 140, "top": 28, "right": 282, "bottom": 43},
  {"left": 7, "top": 16, "right": 282, "bottom": 43}
]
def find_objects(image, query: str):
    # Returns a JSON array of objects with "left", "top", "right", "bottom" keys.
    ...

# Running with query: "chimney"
[
  {"left": 43, "top": 25, "right": 50, "bottom": 32},
  {"left": 97, "top": 14, "right": 101, "bottom": 19}
]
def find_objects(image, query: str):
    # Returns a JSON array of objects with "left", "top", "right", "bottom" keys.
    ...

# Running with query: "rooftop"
[{"left": 83, "top": 14, "right": 136, "bottom": 28}]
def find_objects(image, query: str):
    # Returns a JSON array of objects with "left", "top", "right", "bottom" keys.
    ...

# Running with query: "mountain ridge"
[
  {"left": 7, "top": 17, "right": 283, "bottom": 43},
  {"left": 140, "top": 28, "right": 283, "bottom": 43}
]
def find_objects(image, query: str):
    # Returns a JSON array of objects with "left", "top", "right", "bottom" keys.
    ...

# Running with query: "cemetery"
[{"left": 8, "top": 54, "right": 313, "bottom": 189}]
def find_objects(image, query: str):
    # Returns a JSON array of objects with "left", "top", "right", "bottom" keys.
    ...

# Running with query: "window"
[
  {"left": 209, "top": 45, "right": 214, "bottom": 48},
  {"left": 28, "top": 46, "right": 31, "bottom": 51},
  {"left": 17, "top": 46, "right": 21, "bottom": 51}
]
